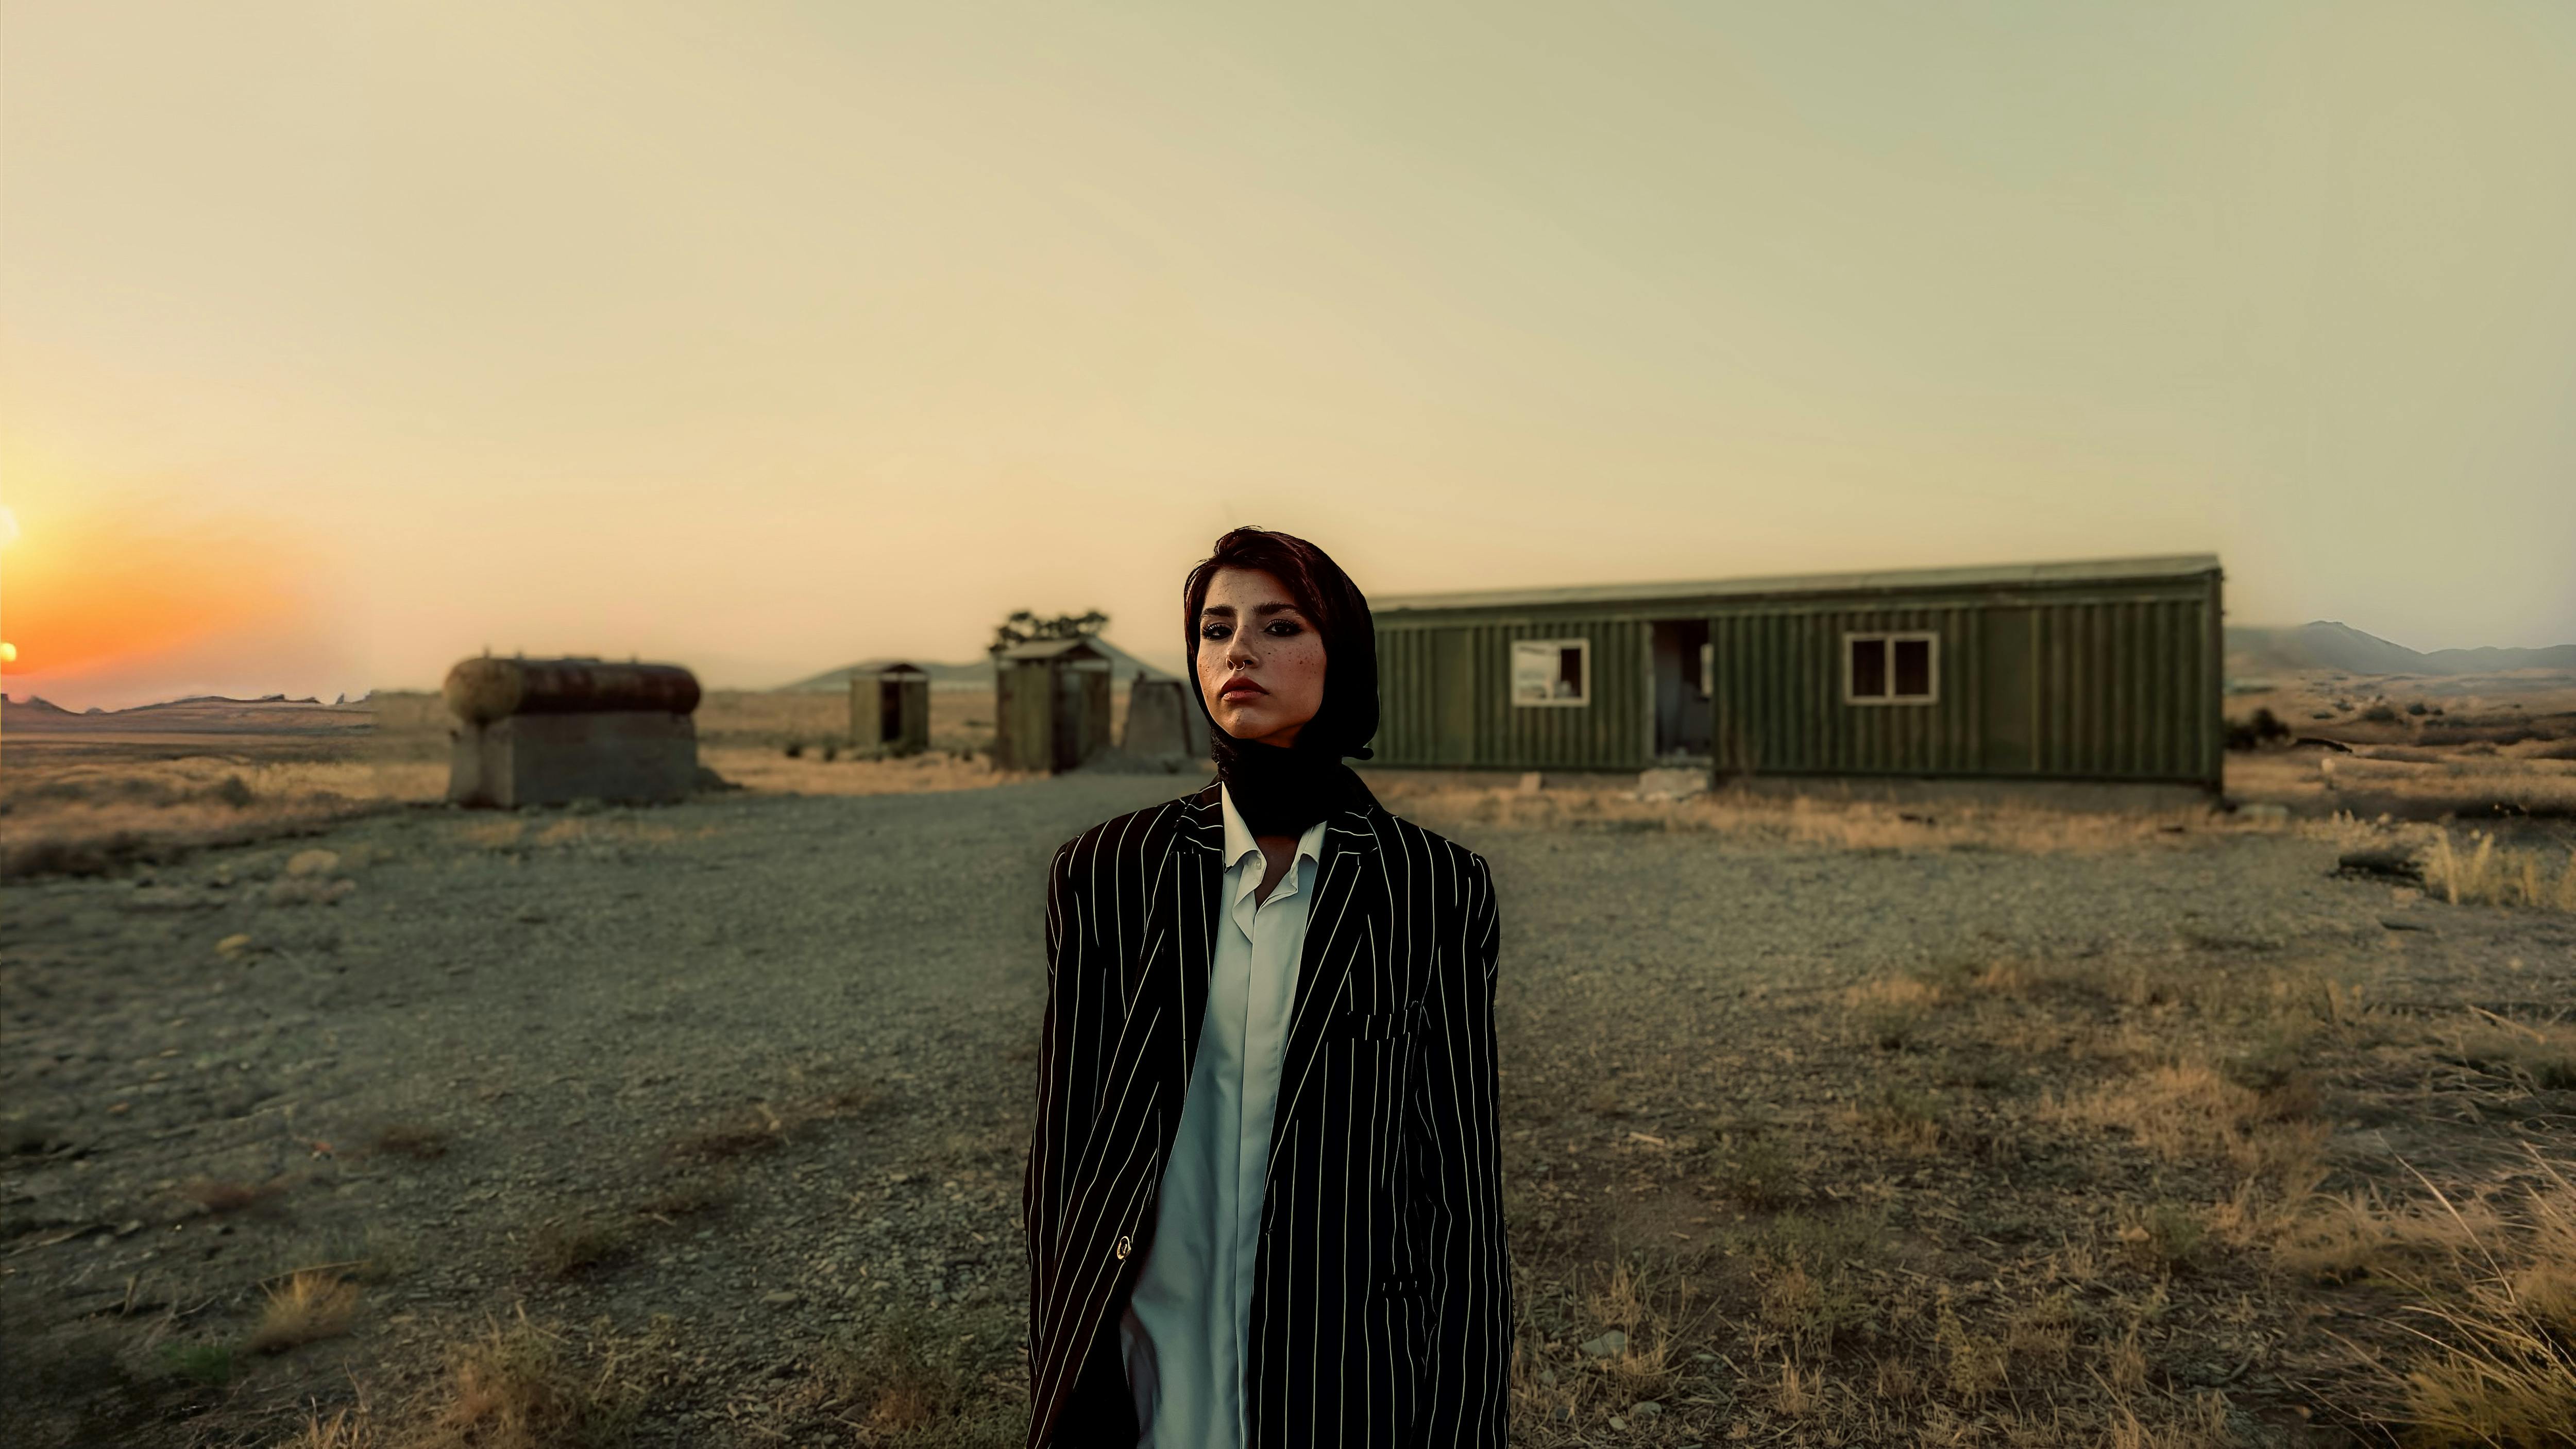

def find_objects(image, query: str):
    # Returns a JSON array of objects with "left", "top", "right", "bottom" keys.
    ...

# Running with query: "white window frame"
[
  {"left": 1842, "top": 630, "right": 1940, "bottom": 706},
  {"left": 1510, "top": 637, "right": 1592, "bottom": 708}
]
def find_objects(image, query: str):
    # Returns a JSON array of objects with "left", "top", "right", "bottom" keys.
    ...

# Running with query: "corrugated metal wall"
[
  {"left": 1379, "top": 618, "right": 1652, "bottom": 772},
  {"left": 1373, "top": 578, "right": 2219, "bottom": 785}
]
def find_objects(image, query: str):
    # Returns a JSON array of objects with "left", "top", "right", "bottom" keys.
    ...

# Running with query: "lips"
[{"left": 1219, "top": 679, "right": 1267, "bottom": 701}]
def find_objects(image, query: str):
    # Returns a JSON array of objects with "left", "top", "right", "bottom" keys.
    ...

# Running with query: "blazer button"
[{"left": 1114, "top": 1235, "right": 1131, "bottom": 1260}]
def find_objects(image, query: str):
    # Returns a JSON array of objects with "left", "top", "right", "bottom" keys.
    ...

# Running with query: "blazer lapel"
[
  {"left": 1067, "top": 784, "right": 1222, "bottom": 1189},
  {"left": 1265, "top": 804, "right": 1383, "bottom": 1179}
]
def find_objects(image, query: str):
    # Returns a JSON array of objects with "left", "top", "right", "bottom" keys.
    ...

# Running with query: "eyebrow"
[{"left": 1199, "top": 602, "right": 1304, "bottom": 619}]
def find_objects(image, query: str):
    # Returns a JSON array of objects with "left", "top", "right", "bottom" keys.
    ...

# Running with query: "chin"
[{"left": 1218, "top": 707, "right": 1293, "bottom": 742}]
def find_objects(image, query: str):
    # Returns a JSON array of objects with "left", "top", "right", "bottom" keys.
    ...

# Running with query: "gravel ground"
[{"left": 4, "top": 775, "right": 2568, "bottom": 1446}]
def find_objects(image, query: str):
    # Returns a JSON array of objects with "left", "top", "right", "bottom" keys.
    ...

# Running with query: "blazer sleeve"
[
  {"left": 1023, "top": 838, "right": 1084, "bottom": 1393},
  {"left": 1411, "top": 849, "right": 1511, "bottom": 1445}
]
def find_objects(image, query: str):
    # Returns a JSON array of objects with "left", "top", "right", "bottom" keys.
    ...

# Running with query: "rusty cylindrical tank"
[{"left": 443, "top": 657, "right": 702, "bottom": 725}]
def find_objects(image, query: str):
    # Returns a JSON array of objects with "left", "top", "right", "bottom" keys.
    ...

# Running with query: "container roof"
[
  {"left": 1372, "top": 554, "right": 2221, "bottom": 614},
  {"left": 995, "top": 637, "right": 1111, "bottom": 661},
  {"left": 844, "top": 659, "right": 929, "bottom": 677}
]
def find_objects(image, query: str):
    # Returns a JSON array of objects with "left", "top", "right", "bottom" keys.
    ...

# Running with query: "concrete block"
[
  {"left": 1121, "top": 678, "right": 1209, "bottom": 761},
  {"left": 448, "top": 710, "right": 698, "bottom": 808}
]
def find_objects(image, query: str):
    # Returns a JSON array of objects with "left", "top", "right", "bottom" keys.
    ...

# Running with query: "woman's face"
[{"left": 1196, "top": 566, "right": 1327, "bottom": 748}]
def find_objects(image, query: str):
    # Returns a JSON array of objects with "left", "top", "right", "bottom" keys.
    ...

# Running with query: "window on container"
[
  {"left": 1511, "top": 638, "right": 1590, "bottom": 707},
  {"left": 1843, "top": 631, "right": 1938, "bottom": 705}
]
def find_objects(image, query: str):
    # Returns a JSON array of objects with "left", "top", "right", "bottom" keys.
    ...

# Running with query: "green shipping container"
[{"left": 1369, "top": 555, "right": 2222, "bottom": 790}]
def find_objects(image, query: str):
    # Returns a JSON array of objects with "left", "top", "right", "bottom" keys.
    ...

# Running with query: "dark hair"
[{"left": 1181, "top": 527, "right": 1378, "bottom": 761}]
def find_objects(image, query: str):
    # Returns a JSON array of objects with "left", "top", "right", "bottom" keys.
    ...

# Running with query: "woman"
[{"left": 1023, "top": 528, "right": 1511, "bottom": 1448}]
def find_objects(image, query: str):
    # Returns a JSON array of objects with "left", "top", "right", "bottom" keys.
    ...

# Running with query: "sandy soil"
[{"left": 5, "top": 770, "right": 2572, "bottom": 1447}]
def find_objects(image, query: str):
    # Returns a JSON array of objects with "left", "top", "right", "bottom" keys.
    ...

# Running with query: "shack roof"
[
  {"left": 995, "top": 637, "right": 1111, "bottom": 662},
  {"left": 1371, "top": 554, "right": 2221, "bottom": 615}
]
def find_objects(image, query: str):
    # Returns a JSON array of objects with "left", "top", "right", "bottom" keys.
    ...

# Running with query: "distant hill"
[
  {"left": 2227, "top": 621, "right": 2576, "bottom": 677},
  {"left": 1, "top": 693, "right": 375, "bottom": 735},
  {"left": 780, "top": 637, "right": 1176, "bottom": 693}
]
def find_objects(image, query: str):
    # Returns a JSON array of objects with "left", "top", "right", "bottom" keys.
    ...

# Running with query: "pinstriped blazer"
[{"left": 1023, "top": 781, "right": 1510, "bottom": 1448}]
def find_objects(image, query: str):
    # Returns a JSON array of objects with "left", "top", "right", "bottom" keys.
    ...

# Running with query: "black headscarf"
[{"left": 1182, "top": 528, "right": 1379, "bottom": 837}]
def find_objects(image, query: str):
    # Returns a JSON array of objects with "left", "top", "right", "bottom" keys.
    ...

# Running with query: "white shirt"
[{"left": 1119, "top": 786, "right": 1328, "bottom": 1448}]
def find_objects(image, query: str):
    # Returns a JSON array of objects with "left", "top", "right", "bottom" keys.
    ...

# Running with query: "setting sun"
[{"left": 0, "top": 483, "right": 319, "bottom": 697}]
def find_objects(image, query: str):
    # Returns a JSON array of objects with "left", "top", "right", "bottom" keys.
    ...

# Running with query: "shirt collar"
[{"left": 1216, "top": 783, "right": 1328, "bottom": 874}]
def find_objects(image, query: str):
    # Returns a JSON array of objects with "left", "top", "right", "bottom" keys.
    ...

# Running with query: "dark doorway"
[{"left": 1650, "top": 620, "right": 1712, "bottom": 758}]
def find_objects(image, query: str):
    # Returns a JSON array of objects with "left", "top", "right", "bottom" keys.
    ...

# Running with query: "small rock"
[
  {"left": 215, "top": 933, "right": 255, "bottom": 958},
  {"left": 1632, "top": 1400, "right": 1663, "bottom": 1417},
  {"left": 285, "top": 849, "right": 341, "bottom": 878},
  {"left": 1633, "top": 768, "right": 1706, "bottom": 804},
  {"left": 1608, "top": 1417, "right": 1627, "bottom": 1431},
  {"left": 1579, "top": 1330, "right": 1627, "bottom": 1358},
  {"left": 515, "top": 906, "right": 549, "bottom": 924},
  {"left": 2380, "top": 917, "right": 2432, "bottom": 933},
  {"left": 762, "top": 1290, "right": 802, "bottom": 1306}
]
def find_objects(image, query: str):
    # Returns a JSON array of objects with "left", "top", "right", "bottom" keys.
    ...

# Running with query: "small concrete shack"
[
  {"left": 445, "top": 656, "right": 701, "bottom": 808},
  {"left": 1121, "top": 675, "right": 1209, "bottom": 761},
  {"left": 991, "top": 638, "right": 1113, "bottom": 773},
  {"left": 847, "top": 661, "right": 931, "bottom": 756}
]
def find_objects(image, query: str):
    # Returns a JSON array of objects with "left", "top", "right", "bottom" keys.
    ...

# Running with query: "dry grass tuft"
[
  {"left": 266, "top": 1309, "right": 679, "bottom": 1449},
  {"left": 2053, "top": 1060, "right": 2326, "bottom": 1184},
  {"left": 2422, "top": 831, "right": 2576, "bottom": 911},
  {"left": 362, "top": 1123, "right": 452, "bottom": 1161},
  {"left": 664, "top": 1079, "right": 879, "bottom": 1165},
  {"left": 1839, "top": 1083, "right": 1946, "bottom": 1155},
  {"left": 182, "top": 1175, "right": 293, "bottom": 1216},
  {"left": 635, "top": 1176, "right": 732, "bottom": 1222},
  {"left": 249, "top": 1270, "right": 361, "bottom": 1353},
  {"left": 782, "top": 1305, "right": 1022, "bottom": 1445},
  {"left": 1380, "top": 779, "right": 2238, "bottom": 856},
  {"left": 408, "top": 1310, "right": 651, "bottom": 1449},
  {"left": 527, "top": 1217, "right": 633, "bottom": 1281}
]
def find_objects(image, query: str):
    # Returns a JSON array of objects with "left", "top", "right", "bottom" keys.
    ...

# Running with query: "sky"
[{"left": 5, "top": 1, "right": 2573, "bottom": 709}]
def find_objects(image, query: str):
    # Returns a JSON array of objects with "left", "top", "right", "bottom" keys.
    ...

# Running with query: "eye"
[
  {"left": 1199, "top": 623, "right": 1231, "bottom": 641},
  {"left": 1264, "top": 619, "right": 1302, "bottom": 637}
]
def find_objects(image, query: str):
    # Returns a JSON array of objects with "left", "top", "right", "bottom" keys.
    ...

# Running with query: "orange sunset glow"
[{"left": 0, "top": 483, "right": 327, "bottom": 701}]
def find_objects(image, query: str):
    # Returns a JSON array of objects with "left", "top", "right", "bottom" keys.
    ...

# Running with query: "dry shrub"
[
  {"left": 183, "top": 1175, "right": 292, "bottom": 1216},
  {"left": 665, "top": 1079, "right": 878, "bottom": 1165},
  {"left": 787, "top": 1306, "right": 1022, "bottom": 1444},
  {"left": 250, "top": 1270, "right": 361, "bottom": 1353},
  {"left": 2277, "top": 1189, "right": 2506, "bottom": 1287},
  {"left": 1839, "top": 1083, "right": 1945, "bottom": 1155},
  {"left": 528, "top": 1217, "right": 632, "bottom": 1281},
  {"left": 409, "top": 1311, "right": 648, "bottom": 1449},
  {"left": 2100, "top": 1394, "right": 2236, "bottom": 1449},
  {"left": 2371, "top": 1156, "right": 2576, "bottom": 1447},
  {"left": 665, "top": 1101, "right": 788, "bottom": 1164},
  {"left": 635, "top": 1177, "right": 732, "bottom": 1222},
  {"left": 2439, "top": 1019, "right": 2576, "bottom": 1094},
  {"left": 363, "top": 1123, "right": 452, "bottom": 1161},
  {"left": 2116, "top": 1202, "right": 2208, "bottom": 1274},
  {"left": 2422, "top": 831, "right": 2576, "bottom": 911},
  {"left": 268, "top": 1310, "right": 675, "bottom": 1449},
  {"left": 274, "top": 1404, "right": 376, "bottom": 1448},
  {"left": 1581, "top": 1257, "right": 1688, "bottom": 1396}
]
